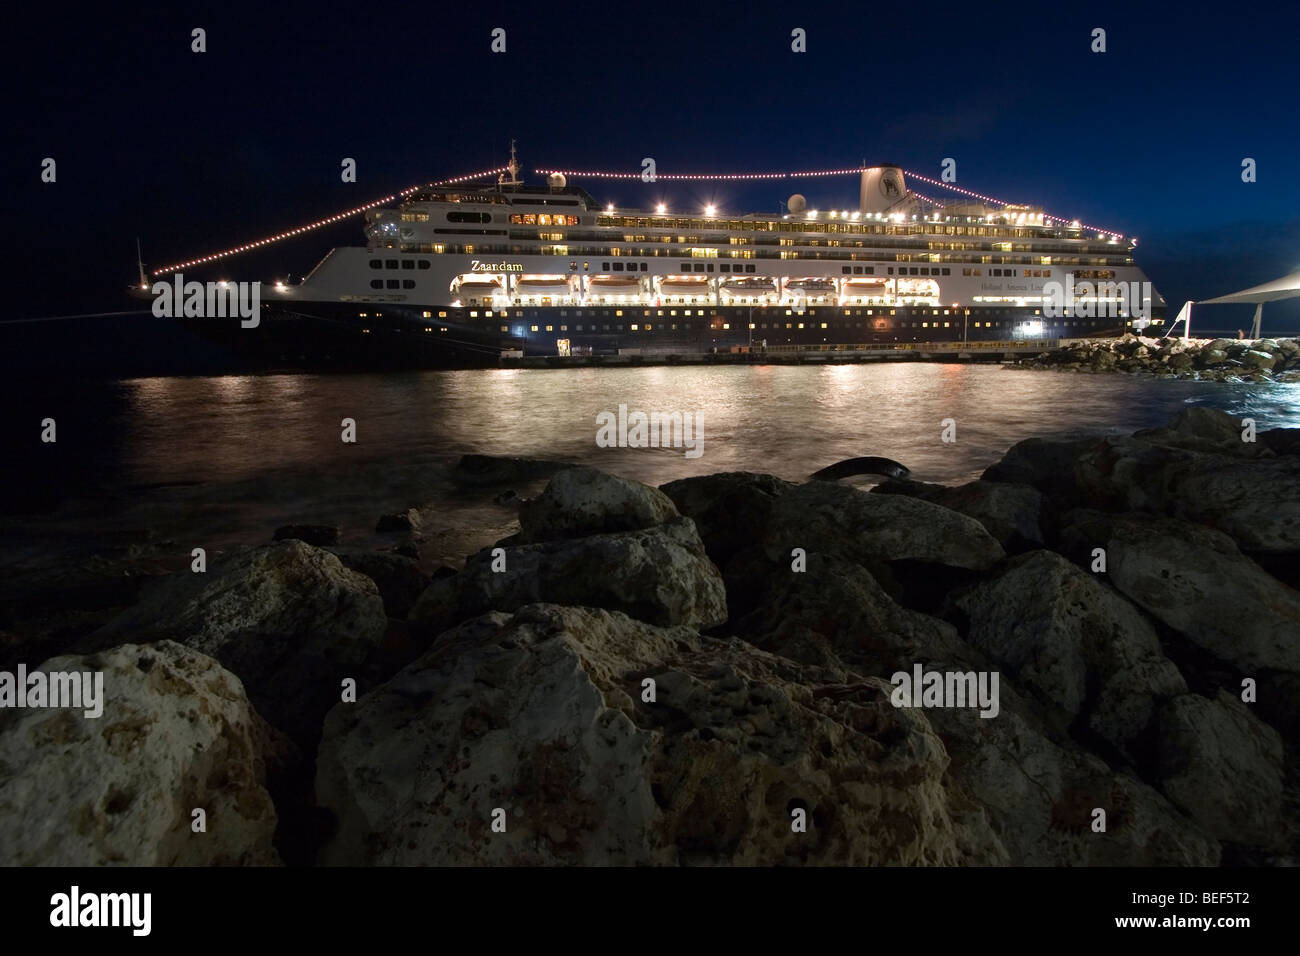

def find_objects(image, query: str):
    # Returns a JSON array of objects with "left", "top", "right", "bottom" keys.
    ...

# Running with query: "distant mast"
[{"left": 135, "top": 237, "right": 148, "bottom": 290}]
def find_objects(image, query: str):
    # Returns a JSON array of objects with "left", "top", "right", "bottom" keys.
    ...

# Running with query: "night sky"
[{"left": 4, "top": 0, "right": 1299, "bottom": 372}]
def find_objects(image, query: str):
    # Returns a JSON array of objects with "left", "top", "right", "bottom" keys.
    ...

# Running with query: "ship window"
[
  {"left": 530, "top": 325, "right": 539, "bottom": 332},
  {"left": 402, "top": 260, "right": 415, "bottom": 270},
  {"left": 438, "top": 311, "right": 447, "bottom": 318},
  {"left": 613, "top": 262, "right": 624, "bottom": 271},
  {"left": 706, "top": 264, "right": 714, "bottom": 272},
  {"left": 560, "top": 325, "right": 568, "bottom": 331},
  {"left": 842, "top": 266, "right": 851, "bottom": 274},
  {"left": 942, "top": 268, "right": 950, "bottom": 275},
  {"left": 640, "top": 263, "right": 647, "bottom": 271},
  {"left": 910, "top": 267, "right": 919, "bottom": 275},
  {"left": 402, "top": 280, "right": 415, "bottom": 289},
  {"left": 602, "top": 262, "right": 610, "bottom": 270},
  {"left": 545, "top": 325, "right": 553, "bottom": 332},
  {"left": 448, "top": 212, "right": 491, "bottom": 224},
  {"left": 386, "top": 260, "right": 398, "bottom": 269},
  {"left": 369, "top": 260, "right": 382, "bottom": 270},
  {"left": 501, "top": 325, "right": 509, "bottom": 332},
  {"left": 723, "top": 264, "right": 732, "bottom": 273},
  {"left": 370, "top": 279, "right": 383, "bottom": 289},
  {"left": 888, "top": 267, "right": 894, "bottom": 274},
  {"left": 418, "top": 260, "right": 431, "bottom": 269}
]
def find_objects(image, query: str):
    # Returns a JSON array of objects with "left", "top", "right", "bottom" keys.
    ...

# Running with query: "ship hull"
[{"left": 176, "top": 299, "right": 1154, "bottom": 370}]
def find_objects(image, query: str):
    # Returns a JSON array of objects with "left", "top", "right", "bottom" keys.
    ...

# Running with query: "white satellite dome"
[
  {"left": 547, "top": 172, "right": 567, "bottom": 188},
  {"left": 787, "top": 193, "right": 807, "bottom": 213}
]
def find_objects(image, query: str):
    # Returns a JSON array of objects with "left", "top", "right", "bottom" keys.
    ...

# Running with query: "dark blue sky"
[{"left": 5, "top": 0, "right": 1299, "bottom": 338}]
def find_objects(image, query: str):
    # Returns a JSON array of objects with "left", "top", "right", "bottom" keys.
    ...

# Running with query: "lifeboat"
[
  {"left": 840, "top": 276, "right": 890, "bottom": 302},
  {"left": 720, "top": 276, "right": 777, "bottom": 295},
  {"left": 784, "top": 277, "right": 837, "bottom": 296},
  {"left": 587, "top": 275, "right": 642, "bottom": 293},
  {"left": 895, "top": 277, "right": 940, "bottom": 297},
  {"left": 657, "top": 275, "right": 712, "bottom": 300},
  {"left": 514, "top": 274, "right": 573, "bottom": 298},
  {"left": 453, "top": 276, "right": 504, "bottom": 305}
]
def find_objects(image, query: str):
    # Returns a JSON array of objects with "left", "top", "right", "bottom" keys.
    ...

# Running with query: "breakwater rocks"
[
  {"left": 1016, "top": 333, "right": 1300, "bottom": 382},
  {"left": 2, "top": 406, "right": 1297, "bottom": 865}
]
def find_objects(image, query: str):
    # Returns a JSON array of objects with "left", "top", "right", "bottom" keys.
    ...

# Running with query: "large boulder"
[
  {"left": 874, "top": 478, "right": 1042, "bottom": 549},
  {"left": 331, "top": 549, "right": 430, "bottom": 619},
  {"left": 981, "top": 435, "right": 1102, "bottom": 499},
  {"left": 733, "top": 553, "right": 1218, "bottom": 865},
  {"left": 925, "top": 701, "right": 1219, "bottom": 866},
  {"left": 1241, "top": 350, "right": 1278, "bottom": 371},
  {"left": 85, "top": 540, "right": 388, "bottom": 746},
  {"left": 409, "top": 518, "right": 727, "bottom": 636},
  {"left": 1072, "top": 433, "right": 1300, "bottom": 553},
  {"left": 519, "top": 467, "right": 679, "bottom": 543},
  {"left": 660, "top": 472, "right": 797, "bottom": 565},
  {"left": 734, "top": 551, "right": 972, "bottom": 675},
  {"left": 0, "top": 641, "right": 281, "bottom": 866},
  {"left": 1132, "top": 406, "right": 1258, "bottom": 457},
  {"left": 316, "top": 604, "right": 1004, "bottom": 866},
  {"left": 1156, "top": 692, "right": 1284, "bottom": 847},
  {"left": 762, "top": 482, "right": 1004, "bottom": 571},
  {"left": 953, "top": 550, "right": 1186, "bottom": 764},
  {"left": 1060, "top": 512, "right": 1300, "bottom": 675}
]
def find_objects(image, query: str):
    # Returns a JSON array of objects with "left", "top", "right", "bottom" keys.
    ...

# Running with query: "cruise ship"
[{"left": 148, "top": 146, "right": 1166, "bottom": 369}]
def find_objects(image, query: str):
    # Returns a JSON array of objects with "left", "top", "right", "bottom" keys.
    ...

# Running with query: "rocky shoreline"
[
  {"left": 1, "top": 407, "right": 1297, "bottom": 865},
  {"left": 1015, "top": 333, "right": 1300, "bottom": 382}
]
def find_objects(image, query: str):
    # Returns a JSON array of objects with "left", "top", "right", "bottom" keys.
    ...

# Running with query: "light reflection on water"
[
  {"left": 4, "top": 365, "right": 1297, "bottom": 566},
  {"left": 121, "top": 363, "right": 1300, "bottom": 490}
]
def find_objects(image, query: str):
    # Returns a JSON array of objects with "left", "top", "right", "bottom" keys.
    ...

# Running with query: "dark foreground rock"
[
  {"left": 83, "top": 540, "right": 388, "bottom": 748},
  {"left": 317, "top": 604, "right": 1003, "bottom": 865},
  {"left": 410, "top": 517, "right": 727, "bottom": 637},
  {"left": 14, "top": 406, "right": 1296, "bottom": 866},
  {"left": 0, "top": 641, "right": 283, "bottom": 865}
]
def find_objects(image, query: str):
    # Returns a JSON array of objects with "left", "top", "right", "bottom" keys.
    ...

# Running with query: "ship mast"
[{"left": 498, "top": 139, "right": 521, "bottom": 187}]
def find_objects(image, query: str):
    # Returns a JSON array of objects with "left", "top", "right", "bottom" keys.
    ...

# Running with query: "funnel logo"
[
  {"left": 1043, "top": 273, "right": 1150, "bottom": 320},
  {"left": 880, "top": 169, "right": 904, "bottom": 198}
]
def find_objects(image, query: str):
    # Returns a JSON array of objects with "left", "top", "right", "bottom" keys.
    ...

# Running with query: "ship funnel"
[{"left": 859, "top": 165, "right": 907, "bottom": 214}]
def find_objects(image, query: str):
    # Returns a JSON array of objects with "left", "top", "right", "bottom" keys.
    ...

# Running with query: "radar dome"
[
  {"left": 547, "top": 172, "right": 567, "bottom": 188},
  {"left": 787, "top": 193, "right": 807, "bottom": 213}
]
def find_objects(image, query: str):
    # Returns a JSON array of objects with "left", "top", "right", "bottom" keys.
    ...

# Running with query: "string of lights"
[
  {"left": 536, "top": 165, "right": 1124, "bottom": 238},
  {"left": 153, "top": 161, "right": 1125, "bottom": 276},
  {"left": 151, "top": 168, "right": 510, "bottom": 275}
]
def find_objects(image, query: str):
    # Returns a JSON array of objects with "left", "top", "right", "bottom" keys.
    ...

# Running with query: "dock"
[{"left": 498, "top": 339, "right": 1062, "bottom": 368}]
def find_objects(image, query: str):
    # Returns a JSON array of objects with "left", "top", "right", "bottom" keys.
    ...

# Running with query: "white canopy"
[
  {"left": 1200, "top": 269, "right": 1300, "bottom": 305},
  {"left": 1178, "top": 267, "right": 1300, "bottom": 339}
]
